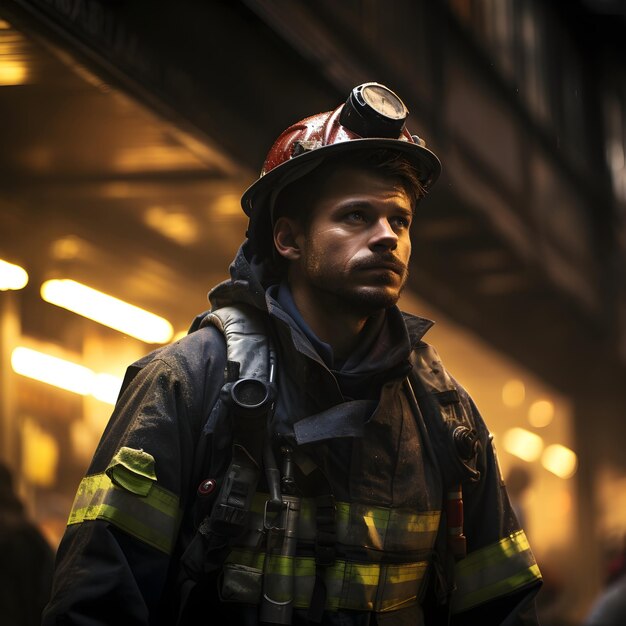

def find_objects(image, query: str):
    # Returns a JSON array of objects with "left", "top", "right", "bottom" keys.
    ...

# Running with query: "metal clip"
[{"left": 263, "top": 498, "right": 284, "bottom": 531}]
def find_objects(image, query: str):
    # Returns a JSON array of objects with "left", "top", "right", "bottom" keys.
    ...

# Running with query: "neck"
[{"left": 289, "top": 283, "right": 371, "bottom": 360}]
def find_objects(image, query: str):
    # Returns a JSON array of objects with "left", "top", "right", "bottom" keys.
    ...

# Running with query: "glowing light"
[
  {"left": 41, "top": 279, "right": 173, "bottom": 343},
  {"left": 11, "top": 346, "right": 122, "bottom": 405},
  {"left": 92, "top": 373, "right": 123, "bottom": 405},
  {"left": 528, "top": 399, "right": 555, "bottom": 428},
  {"left": 542, "top": 444, "right": 577, "bottom": 479},
  {"left": 144, "top": 206, "right": 198, "bottom": 245},
  {"left": 51, "top": 236, "right": 82, "bottom": 260},
  {"left": 502, "top": 427, "right": 544, "bottom": 462},
  {"left": 0, "top": 258, "right": 28, "bottom": 290},
  {"left": 502, "top": 379, "right": 525, "bottom": 407},
  {"left": 0, "top": 60, "right": 28, "bottom": 86},
  {"left": 12, "top": 347, "right": 93, "bottom": 395}
]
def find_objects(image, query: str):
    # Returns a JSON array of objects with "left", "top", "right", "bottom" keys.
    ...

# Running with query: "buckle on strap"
[{"left": 263, "top": 498, "right": 284, "bottom": 531}]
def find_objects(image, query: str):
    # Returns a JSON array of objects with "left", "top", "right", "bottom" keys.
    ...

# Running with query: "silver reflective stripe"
[
  {"left": 68, "top": 472, "right": 181, "bottom": 554},
  {"left": 451, "top": 529, "right": 542, "bottom": 613}
]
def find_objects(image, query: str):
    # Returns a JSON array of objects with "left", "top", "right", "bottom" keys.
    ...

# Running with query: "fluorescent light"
[
  {"left": 0, "top": 258, "right": 28, "bottom": 290},
  {"left": 502, "top": 427, "right": 544, "bottom": 462},
  {"left": 41, "top": 279, "right": 173, "bottom": 343},
  {"left": 92, "top": 373, "right": 123, "bottom": 405},
  {"left": 11, "top": 346, "right": 123, "bottom": 405},
  {"left": 542, "top": 444, "right": 577, "bottom": 479},
  {"left": 11, "top": 347, "right": 94, "bottom": 395}
]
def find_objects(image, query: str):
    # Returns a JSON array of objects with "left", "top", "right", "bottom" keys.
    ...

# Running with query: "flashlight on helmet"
[{"left": 339, "top": 82, "right": 409, "bottom": 138}]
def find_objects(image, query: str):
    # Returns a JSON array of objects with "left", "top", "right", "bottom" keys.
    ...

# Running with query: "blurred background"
[{"left": 0, "top": 0, "right": 625, "bottom": 623}]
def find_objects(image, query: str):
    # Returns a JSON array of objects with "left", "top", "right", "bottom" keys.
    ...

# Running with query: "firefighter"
[{"left": 44, "top": 83, "right": 542, "bottom": 625}]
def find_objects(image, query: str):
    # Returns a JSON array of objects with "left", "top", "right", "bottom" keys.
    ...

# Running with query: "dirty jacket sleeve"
[
  {"left": 42, "top": 327, "right": 227, "bottom": 626},
  {"left": 450, "top": 382, "right": 542, "bottom": 626}
]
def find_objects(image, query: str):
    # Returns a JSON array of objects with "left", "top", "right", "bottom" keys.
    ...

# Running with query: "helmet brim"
[{"left": 241, "top": 137, "right": 442, "bottom": 218}]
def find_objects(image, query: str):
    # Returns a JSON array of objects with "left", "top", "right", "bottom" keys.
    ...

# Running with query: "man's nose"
[{"left": 369, "top": 218, "right": 398, "bottom": 251}]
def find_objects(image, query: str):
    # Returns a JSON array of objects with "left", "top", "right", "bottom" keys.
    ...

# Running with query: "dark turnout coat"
[{"left": 43, "top": 244, "right": 541, "bottom": 625}]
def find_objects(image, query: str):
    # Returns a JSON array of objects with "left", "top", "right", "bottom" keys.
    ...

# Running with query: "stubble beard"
[{"left": 305, "top": 253, "right": 409, "bottom": 316}]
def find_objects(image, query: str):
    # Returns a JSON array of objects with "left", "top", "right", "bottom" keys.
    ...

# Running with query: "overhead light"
[
  {"left": 40, "top": 279, "right": 173, "bottom": 343},
  {"left": 0, "top": 258, "right": 28, "bottom": 290},
  {"left": 144, "top": 206, "right": 198, "bottom": 245},
  {"left": 528, "top": 399, "right": 555, "bottom": 428},
  {"left": 502, "top": 427, "right": 544, "bottom": 462},
  {"left": 92, "top": 373, "right": 123, "bottom": 405},
  {"left": 51, "top": 236, "right": 83, "bottom": 260},
  {"left": 0, "top": 60, "right": 28, "bottom": 86},
  {"left": 502, "top": 379, "right": 525, "bottom": 408},
  {"left": 542, "top": 444, "right": 577, "bottom": 479},
  {"left": 11, "top": 346, "right": 123, "bottom": 405},
  {"left": 12, "top": 346, "right": 94, "bottom": 395}
]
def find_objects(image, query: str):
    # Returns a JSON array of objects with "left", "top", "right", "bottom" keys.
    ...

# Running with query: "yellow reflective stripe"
[
  {"left": 226, "top": 548, "right": 265, "bottom": 570},
  {"left": 67, "top": 472, "right": 181, "bottom": 554},
  {"left": 452, "top": 530, "right": 542, "bottom": 613},
  {"left": 263, "top": 554, "right": 296, "bottom": 603},
  {"left": 249, "top": 494, "right": 440, "bottom": 553},
  {"left": 265, "top": 553, "right": 295, "bottom": 577},
  {"left": 330, "top": 503, "right": 440, "bottom": 552},
  {"left": 225, "top": 549, "right": 428, "bottom": 612}
]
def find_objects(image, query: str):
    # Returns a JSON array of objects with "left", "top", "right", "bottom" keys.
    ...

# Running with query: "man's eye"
[
  {"left": 345, "top": 211, "right": 366, "bottom": 222},
  {"left": 392, "top": 216, "right": 411, "bottom": 229}
]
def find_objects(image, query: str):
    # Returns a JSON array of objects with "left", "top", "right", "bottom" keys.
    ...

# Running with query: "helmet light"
[{"left": 339, "top": 82, "right": 408, "bottom": 138}]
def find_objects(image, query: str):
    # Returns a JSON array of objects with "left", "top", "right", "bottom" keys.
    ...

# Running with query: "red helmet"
[{"left": 241, "top": 82, "right": 441, "bottom": 222}]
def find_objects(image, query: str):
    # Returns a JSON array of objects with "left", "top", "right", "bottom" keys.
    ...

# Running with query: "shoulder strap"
[
  {"left": 202, "top": 304, "right": 276, "bottom": 467},
  {"left": 203, "top": 304, "right": 273, "bottom": 384},
  {"left": 176, "top": 304, "right": 278, "bottom": 611},
  {"left": 195, "top": 304, "right": 277, "bottom": 541}
]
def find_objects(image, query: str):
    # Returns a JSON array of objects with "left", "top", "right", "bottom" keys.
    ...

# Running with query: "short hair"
[{"left": 273, "top": 149, "right": 426, "bottom": 229}]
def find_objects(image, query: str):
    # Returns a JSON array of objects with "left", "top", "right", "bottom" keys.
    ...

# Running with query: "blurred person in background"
[
  {"left": 43, "top": 82, "right": 542, "bottom": 625},
  {"left": 0, "top": 461, "right": 54, "bottom": 626}
]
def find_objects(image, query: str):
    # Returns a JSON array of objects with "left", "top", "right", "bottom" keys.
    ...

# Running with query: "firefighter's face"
[{"left": 274, "top": 167, "right": 413, "bottom": 314}]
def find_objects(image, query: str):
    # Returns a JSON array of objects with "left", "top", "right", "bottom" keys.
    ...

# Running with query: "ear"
[{"left": 273, "top": 217, "right": 304, "bottom": 261}]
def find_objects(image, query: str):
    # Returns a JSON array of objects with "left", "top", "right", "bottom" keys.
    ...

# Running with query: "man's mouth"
[{"left": 355, "top": 258, "right": 407, "bottom": 276}]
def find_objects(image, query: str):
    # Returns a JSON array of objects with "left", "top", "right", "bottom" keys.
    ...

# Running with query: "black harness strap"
[{"left": 307, "top": 492, "right": 337, "bottom": 623}]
